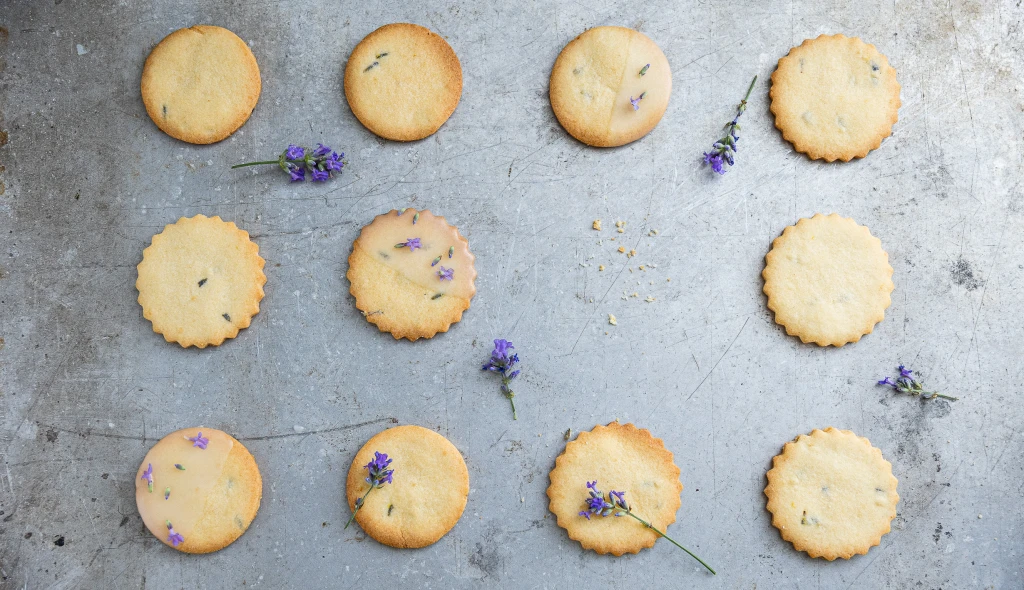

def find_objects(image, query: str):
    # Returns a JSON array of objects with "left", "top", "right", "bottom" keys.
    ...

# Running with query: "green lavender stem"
[
  {"left": 503, "top": 377, "right": 517, "bottom": 420},
  {"left": 345, "top": 487, "right": 374, "bottom": 529},
  {"left": 623, "top": 511, "right": 716, "bottom": 575},
  {"left": 231, "top": 160, "right": 280, "bottom": 168}
]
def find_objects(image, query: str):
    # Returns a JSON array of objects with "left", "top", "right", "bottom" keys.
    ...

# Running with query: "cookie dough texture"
[
  {"left": 141, "top": 25, "right": 261, "bottom": 144},
  {"left": 344, "top": 23, "right": 462, "bottom": 141},
  {"left": 136, "top": 215, "right": 266, "bottom": 348},
  {"left": 347, "top": 209, "right": 476, "bottom": 341},
  {"left": 547, "top": 422, "right": 682, "bottom": 555},
  {"left": 762, "top": 213, "right": 894, "bottom": 347},
  {"left": 549, "top": 26, "right": 672, "bottom": 147},
  {"left": 346, "top": 425, "right": 469, "bottom": 548},
  {"left": 765, "top": 427, "right": 899, "bottom": 560},
  {"left": 135, "top": 428, "right": 262, "bottom": 554},
  {"left": 771, "top": 34, "right": 900, "bottom": 161}
]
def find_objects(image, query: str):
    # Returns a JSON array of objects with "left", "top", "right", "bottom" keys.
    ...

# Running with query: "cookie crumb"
[
  {"left": 649, "top": 229, "right": 658, "bottom": 236},
  {"left": 631, "top": 292, "right": 639, "bottom": 298},
  {"left": 598, "top": 265, "right": 605, "bottom": 271},
  {"left": 628, "top": 249, "right": 636, "bottom": 258},
  {"left": 638, "top": 265, "right": 645, "bottom": 271},
  {"left": 618, "top": 246, "right": 626, "bottom": 253},
  {"left": 645, "top": 296, "right": 656, "bottom": 303},
  {"left": 592, "top": 220, "right": 602, "bottom": 231},
  {"left": 608, "top": 314, "right": 617, "bottom": 326}
]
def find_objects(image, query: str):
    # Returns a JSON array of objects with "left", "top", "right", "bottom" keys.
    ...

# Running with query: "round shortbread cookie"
[
  {"left": 141, "top": 25, "right": 261, "bottom": 144},
  {"left": 136, "top": 427, "right": 262, "bottom": 554},
  {"left": 547, "top": 422, "right": 682, "bottom": 556},
  {"left": 344, "top": 23, "right": 462, "bottom": 141},
  {"left": 136, "top": 215, "right": 267, "bottom": 348},
  {"left": 347, "top": 209, "right": 476, "bottom": 341},
  {"left": 770, "top": 34, "right": 901, "bottom": 161},
  {"left": 549, "top": 26, "right": 671, "bottom": 147},
  {"left": 765, "top": 427, "right": 899, "bottom": 560},
  {"left": 346, "top": 425, "right": 469, "bottom": 548},
  {"left": 762, "top": 213, "right": 894, "bottom": 347}
]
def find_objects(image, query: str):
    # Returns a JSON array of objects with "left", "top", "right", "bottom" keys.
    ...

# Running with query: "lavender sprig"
[
  {"left": 345, "top": 451, "right": 394, "bottom": 529},
  {"left": 482, "top": 339, "right": 521, "bottom": 420},
  {"left": 186, "top": 432, "right": 209, "bottom": 450},
  {"left": 232, "top": 143, "right": 346, "bottom": 182},
  {"left": 878, "top": 365, "right": 958, "bottom": 401},
  {"left": 579, "top": 481, "right": 716, "bottom": 574},
  {"left": 394, "top": 238, "right": 422, "bottom": 251},
  {"left": 703, "top": 76, "right": 757, "bottom": 175},
  {"left": 141, "top": 463, "right": 154, "bottom": 492}
]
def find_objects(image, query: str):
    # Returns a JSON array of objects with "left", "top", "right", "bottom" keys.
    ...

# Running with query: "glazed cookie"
[
  {"left": 547, "top": 422, "right": 682, "bottom": 555},
  {"left": 346, "top": 425, "right": 469, "bottom": 548},
  {"left": 549, "top": 26, "right": 671, "bottom": 147},
  {"left": 765, "top": 427, "right": 899, "bottom": 560},
  {"left": 141, "top": 25, "right": 261, "bottom": 144},
  {"left": 137, "top": 215, "right": 267, "bottom": 348},
  {"left": 347, "top": 209, "right": 476, "bottom": 341},
  {"left": 771, "top": 34, "right": 900, "bottom": 161},
  {"left": 344, "top": 23, "right": 462, "bottom": 141},
  {"left": 136, "top": 427, "right": 262, "bottom": 554},
  {"left": 762, "top": 213, "right": 893, "bottom": 347}
]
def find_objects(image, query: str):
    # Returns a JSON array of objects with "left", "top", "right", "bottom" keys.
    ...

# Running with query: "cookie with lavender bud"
[
  {"left": 346, "top": 425, "right": 469, "bottom": 548},
  {"left": 547, "top": 422, "right": 683, "bottom": 556},
  {"left": 136, "top": 427, "right": 262, "bottom": 554},
  {"left": 549, "top": 26, "right": 671, "bottom": 147},
  {"left": 141, "top": 25, "right": 261, "bottom": 144},
  {"left": 762, "top": 213, "right": 893, "bottom": 347},
  {"left": 770, "top": 34, "right": 901, "bottom": 161},
  {"left": 136, "top": 215, "right": 266, "bottom": 348},
  {"left": 347, "top": 209, "right": 476, "bottom": 341},
  {"left": 344, "top": 23, "right": 462, "bottom": 141},
  {"left": 765, "top": 427, "right": 899, "bottom": 560}
]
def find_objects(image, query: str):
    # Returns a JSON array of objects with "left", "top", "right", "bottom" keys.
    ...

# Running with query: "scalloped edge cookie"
[
  {"left": 764, "top": 427, "right": 899, "bottom": 560},
  {"left": 762, "top": 213, "right": 894, "bottom": 347},
  {"left": 770, "top": 34, "right": 900, "bottom": 161},
  {"left": 547, "top": 422, "right": 682, "bottom": 555}
]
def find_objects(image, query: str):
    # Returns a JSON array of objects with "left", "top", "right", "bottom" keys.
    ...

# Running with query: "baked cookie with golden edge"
[
  {"left": 137, "top": 215, "right": 266, "bottom": 348},
  {"left": 762, "top": 213, "right": 893, "bottom": 347},
  {"left": 347, "top": 209, "right": 476, "bottom": 341},
  {"left": 136, "top": 427, "right": 262, "bottom": 554},
  {"left": 549, "top": 26, "right": 672, "bottom": 147},
  {"left": 346, "top": 425, "right": 469, "bottom": 548},
  {"left": 344, "top": 23, "right": 462, "bottom": 141},
  {"left": 547, "top": 422, "right": 682, "bottom": 555},
  {"left": 770, "top": 34, "right": 901, "bottom": 161},
  {"left": 765, "top": 427, "right": 899, "bottom": 560},
  {"left": 141, "top": 25, "right": 261, "bottom": 144}
]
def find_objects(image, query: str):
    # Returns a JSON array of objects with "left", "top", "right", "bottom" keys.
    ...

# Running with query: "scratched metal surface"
[{"left": 0, "top": 0, "right": 1022, "bottom": 588}]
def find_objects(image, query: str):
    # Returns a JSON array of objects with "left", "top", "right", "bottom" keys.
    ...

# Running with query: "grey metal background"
[{"left": 1, "top": 0, "right": 1022, "bottom": 588}]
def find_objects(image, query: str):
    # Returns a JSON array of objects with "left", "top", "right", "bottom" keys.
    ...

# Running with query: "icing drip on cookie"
[
  {"left": 136, "top": 428, "right": 234, "bottom": 548},
  {"left": 354, "top": 209, "right": 475, "bottom": 301}
]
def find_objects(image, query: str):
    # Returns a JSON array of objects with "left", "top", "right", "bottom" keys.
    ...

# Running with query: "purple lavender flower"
[
  {"left": 232, "top": 143, "right": 346, "bottom": 182},
  {"left": 187, "top": 432, "right": 209, "bottom": 450},
  {"left": 702, "top": 75, "right": 757, "bottom": 175},
  {"left": 394, "top": 238, "right": 422, "bottom": 251},
  {"left": 141, "top": 463, "right": 154, "bottom": 492},
  {"left": 166, "top": 521, "right": 184, "bottom": 547},
  {"left": 629, "top": 92, "right": 647, "bottom": 111},
  {"left": 175, "top": 464, "right": 185, "bottom": 471},
  {"left": 437, "top": 266, "right": 454, "bottom": 281},
  {"left": 365, "top": 451, "right": 394, "bottom": 488},
  {"left": 483, "top": 339, "right": 521, "bottom": 419},
  {"left": 578, "top": 480, "right": 626, "bottom": 519},
  {"left": 877, "top": 365, "right": 958, "bottom": 401},
  {"left": 345, "top": 451, "right": 395, "bottom": 529},
  {"left": 577, "top": 480, "right": 716, "bottom": 574}
]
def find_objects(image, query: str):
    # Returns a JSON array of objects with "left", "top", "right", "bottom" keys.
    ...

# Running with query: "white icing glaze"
[{"left": 135, "top": 427, "right": 234, "bottom": 548}]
